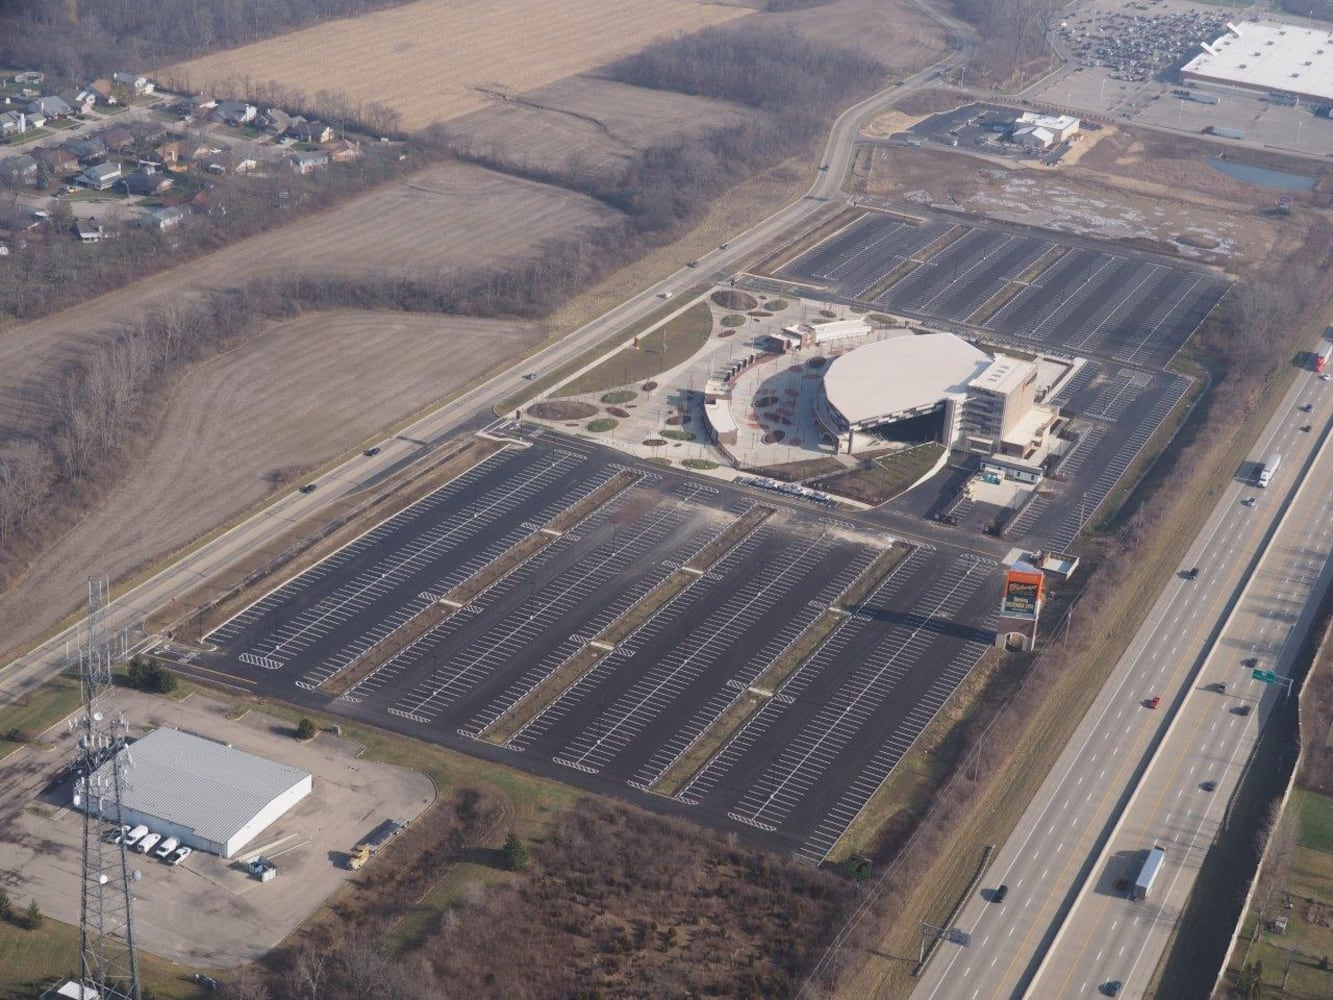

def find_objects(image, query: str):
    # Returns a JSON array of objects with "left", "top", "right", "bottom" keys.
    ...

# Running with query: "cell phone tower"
[{"left": 72, "top": 577, "right": 141, "bottom": 1000}]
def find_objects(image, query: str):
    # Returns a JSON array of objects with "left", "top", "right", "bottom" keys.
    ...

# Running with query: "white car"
[
  {"left": 1322, "top": 373, "right": 1331, "bottom": 381},
  {"left": 105, "top": 825, "right": 130, "bottom": 845},
  {"left": 154, "top": 836, "right": 180, "bottom": 859},
  {"left": 167, "top": 845, "right": 192, "bottom": 867},
  {"left": 136, "top": 832, "right": 161, "bottom": 855},
  {"left": 123, "top": 825, "right": 149, "bottom": 848}
]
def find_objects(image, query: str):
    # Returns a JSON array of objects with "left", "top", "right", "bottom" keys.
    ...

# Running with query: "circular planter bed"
[
  {"left": 818, "top": 309, "right": 837, "bottom": 318},
  {"left": 710, "top": 290, "right": 759, "bottom": 311},
  {"left": 662, "top": 429, "right": 696, "bottom": 442},
  {"left": 642, "top": 381, "right": 658, "bottom": 392},
  {"left": 754, "top": 395, "right": 780, "bottom": 408},
  {"left": 586, "top": 418, "right": 618, "bottom": 433},
  {"left": 720, "top": 314, "right": 747, "bottom": 328},
  {"left": 600, "top": 389, "right": 637, "bottom": 404},
  {"left": 643, "top": 438, "right": 668, "bottom": 447},
  {"left": 748, "top": 310, "right": 772, "bottom": 318},
  {"left": 607, "top": 407, "right": 631, "bottom": 418},
  {"left": 682, "top": 459, "right": 719, "bottom": 470},
  {"left": 718, "top": 329, "right": 737, "bottom": 338},
  {"left": 529, "top": 400, "right": 598, "bottom": 420},
  {"left": 768, "top": 298, "right": 790, "bottom": 311},
  {"left": 763, "top": 430, "right": 786, "bottom": 444},
  {"left": 807, "top": 356, "right": 827, "bottom": 368},
  {"left": 665, "top": 415, "right": 684, "bottom": 425}
]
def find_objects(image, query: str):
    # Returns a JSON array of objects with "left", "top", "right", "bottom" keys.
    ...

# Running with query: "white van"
[
  {"left": 154, "top": 836, "right": 180, "bottom": 859},
  {"left": 123, "top": 825, "right": 149, "bottom": 848},
  {"left": 136, "top": 832, "right": 161, "bottom": 855}
]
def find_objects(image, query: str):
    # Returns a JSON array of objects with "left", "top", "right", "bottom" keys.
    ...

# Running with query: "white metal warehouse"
[
  {"left": 1181, "top": 22, "right": 1333, "bottom": 105},
  {"left": 80, "top": 727, "right": 312, "bottom": 857}
]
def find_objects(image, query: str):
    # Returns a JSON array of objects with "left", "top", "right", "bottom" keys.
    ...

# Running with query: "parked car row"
[{"left": 105, "top": 824, "right": 191, "bottom": 865}]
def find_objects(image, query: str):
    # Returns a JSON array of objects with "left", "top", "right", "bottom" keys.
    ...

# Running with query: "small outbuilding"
[{"left": 78, "top": 727, "right": 312, "bottom": 858}]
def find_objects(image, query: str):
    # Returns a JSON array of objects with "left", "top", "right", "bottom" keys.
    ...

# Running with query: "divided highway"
[{"left": 914, "top": 363, "right": 1333, "bottom": 1000}]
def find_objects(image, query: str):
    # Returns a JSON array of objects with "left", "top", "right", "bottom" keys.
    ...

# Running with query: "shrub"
[
  {"left": 126, "top": 656, "right": 177, "bottom": 694},
  {"left": 296, "top": 718, "right": 317, "bottom": 741},
  {"left": 501, "top": 831, "right": 529, "bottom": 871}
]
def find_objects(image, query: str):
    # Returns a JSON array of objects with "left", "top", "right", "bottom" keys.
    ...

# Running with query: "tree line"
[
  {"left": 215, "top": 797, "right": 847, "bottom": 1000},
  {"left": 0, "top": 0, "right": 414, "bottom": 79}
]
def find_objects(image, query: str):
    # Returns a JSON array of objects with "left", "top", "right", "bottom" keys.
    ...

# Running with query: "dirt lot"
[
  {"left": 0, "top": 688, "right": 434, "bottom": 968},
  {"left": 0, "top": 161, "right": 609, "bottom": 441},
  {"left": 0, "top": 311, "right": 540, "bottom": 663},
  {"left": 159, "top": 0, "right": 752, "bottom": 129},
  {"left": 855, "top": 127, "right": 1318, "bottom": 271}
]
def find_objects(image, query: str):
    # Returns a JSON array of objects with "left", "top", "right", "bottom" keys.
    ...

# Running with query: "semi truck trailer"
[
  {"left": 1132, "top": 846, "right": 1167, "bottom": 902},
  {"left": 1258, "top": 452, "right": 1281, "bottom": 487}
]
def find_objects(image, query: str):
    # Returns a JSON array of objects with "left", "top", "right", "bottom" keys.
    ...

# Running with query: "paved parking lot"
[
  {"left": 777, "top": 211, "right": 1226, "bottom": 370},
  {"left": 169, "top": 442, "right": 1002, "bottom": 861}
]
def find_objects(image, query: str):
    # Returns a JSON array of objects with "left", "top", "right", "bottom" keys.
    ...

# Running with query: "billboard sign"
[{"left": 1002, "top": 569, "right": 1044, "bottom": 618}]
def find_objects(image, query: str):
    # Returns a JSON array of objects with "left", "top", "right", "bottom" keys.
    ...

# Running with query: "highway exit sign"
[{"left": 1253, "top": 669, "right": 1278, "bottom": 684}]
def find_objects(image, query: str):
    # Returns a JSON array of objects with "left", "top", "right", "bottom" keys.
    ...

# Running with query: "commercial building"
[
  {"left": 1181, "top": 22, "right": 1333, "bottom": 105},
  {"left": 815, "top": 333, "right": 987, "bottom": 452},
  {"left": 764, "top": 318, "right": 872, "bottom": 353},
  {"left": 815, "top": 332, "right": 1058, "bottom": 457},
  {"left": 1012, "top": 113, "right": 1080, "bottom": 150},
  {"left": 77, "top": 727, "right": 312, "bottom": 858}
]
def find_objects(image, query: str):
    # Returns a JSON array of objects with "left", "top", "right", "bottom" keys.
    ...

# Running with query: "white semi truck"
[{"left": 1258, "top": 452, "right": 1280, "bottom": 488}]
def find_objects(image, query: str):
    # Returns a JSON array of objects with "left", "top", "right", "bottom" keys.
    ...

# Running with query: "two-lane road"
[{"left": 0, "top": 6, "right": 975, "bottom": 705}]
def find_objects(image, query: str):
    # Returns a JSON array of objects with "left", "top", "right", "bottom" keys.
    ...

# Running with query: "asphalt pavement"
[
  {"left": 0, "top": 11, "right": 977, "bottom": 705},
  {"left": 911, "top": 362, "right": 1333, "bottom": 1000}
]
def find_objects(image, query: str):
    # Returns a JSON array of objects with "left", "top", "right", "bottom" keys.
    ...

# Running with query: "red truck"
[{"left": 1316, "top": 353, "right": 1327, "bottom": 374}]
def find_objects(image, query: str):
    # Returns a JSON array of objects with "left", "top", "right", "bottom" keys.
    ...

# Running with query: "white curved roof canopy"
[{"left": 822, "top": 333, "right": 990, "bottom": 427}]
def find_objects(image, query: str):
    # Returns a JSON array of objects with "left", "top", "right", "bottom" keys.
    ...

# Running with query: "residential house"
[
  {"left": 0, "top": 155, "right": 39, "bottom": 186},
  {"left": 289, "top": 120, "right": 334, "bottom": 144},
  {"left": 28, "top": 95, "right": 72, "bottom": 119},
  {"left": 100, "top": 126, "right": 135, "bottom": 152},
  {"left": 262, "top": 108, "right": 293, "bottom": 134},
  {"left": 78, "top": 161, "right": 122, "bottom": 190},
  {"left": 35, "top": 147, "right": 79, "bottom": 177},
  {"left": 232, "top": 156, "right": 259, "bottom": 174},
  {"left": 60, "top": 88, "right": 97, "bottom": 115},
  {"left": 90, "top": 79, "right": 117, "bottom": 105},
  {"left": 328, "top": 139, "right": 362, "bottom": 163},
  {"left": 0, "top": 111, "right": 26, "bottom": 137},
  {"left": 121, "top": 171, "right": 172, "bottom": 196},
  {"left": 112, "top": 72, "right": 154, "bottom": 96},
  {"left": 76, "top": 222, "right": 107, "bottom": 243},
  {"left": 65, "top": 137, "right": 108, "bottom": 162},
  {"left": 23, "top": 110, "right": 46, "bottom": 130},
  {"left": 289, "top": 151, "right": 329, "bottom": 174},
  {"left": 214, "top": 100, "right": 257, "bottom": 126},
  {"left": 156, "top": 139, "right": 193, "bottom": 165},
  {"left": 145, "top": 206, "right": 186, "bottom": 231}
]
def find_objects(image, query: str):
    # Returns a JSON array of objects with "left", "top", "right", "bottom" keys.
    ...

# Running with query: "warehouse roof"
[
  {"left": 1182, "top": 22, "right": 1333, "bottom": 103},
  {"left": 93, "top": 728, "right": 310, "bottom": 844},
  {"left": 822, "top": 333, "right": 990, "bottom": 427}
]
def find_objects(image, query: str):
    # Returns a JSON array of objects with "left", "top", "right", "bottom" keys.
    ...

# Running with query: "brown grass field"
[
  {"left": 160, "top": 0, "right": 753, "bottom": 129},
  {"left": 0, "top": 311, "right": 540, "bottom": 662},
  {"left": 445, "top": 75, "right": 757, "bottom": 177},
  {"left": 0, "top": 162, "right": 612, "bottom": 441}
]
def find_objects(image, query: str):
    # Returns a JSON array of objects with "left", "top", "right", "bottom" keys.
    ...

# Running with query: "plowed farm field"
[
  {"left": 161, "top": 0, "right": 753, "bottom": 129},
  {"left": 0, "top": 310, "right": 541, "bottom": 662}
]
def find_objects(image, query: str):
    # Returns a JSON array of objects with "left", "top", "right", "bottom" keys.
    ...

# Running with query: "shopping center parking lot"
[{"left": 163, "top": 441, "right": 1002, "bottom": 861}]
